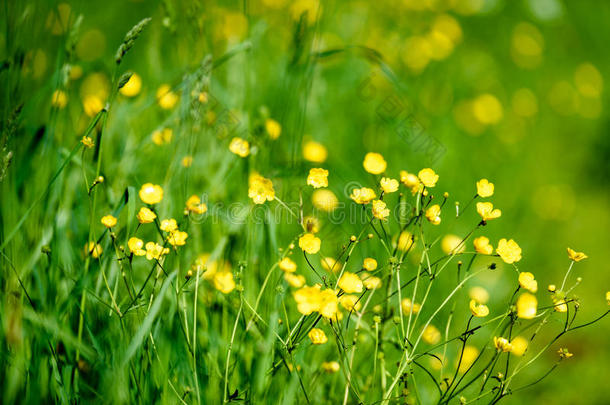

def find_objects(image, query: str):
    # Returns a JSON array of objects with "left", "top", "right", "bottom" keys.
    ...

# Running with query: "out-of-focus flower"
[
  {"left": 363, "top": 258, "right": 377, "bottom": 271},
  {"left": 303, "top": 140, "right": 327, "bottom": 163},
  {"left": 469, "top": 286, "right": 489, "bottom": 304},
  {"left": 339, "top": 294, "right": 361, "bottom": 312},
  {"left": 81, "top": 136, "right": 94, "bottom": 148},
  {"left": 248, "top": 173, "right": 275, "bottom": 204},
  {"left": 308, "top": 328, "right": 328, "bottom": 344},
  {"left": 120, "top": 73, "right": 142, "bottom": 97},
  {"left": 51, "top": 90, "right": 68, "bottom": 108},
  {"left": 442, "top": 234, "right": 465, "bottom": 255},
  {"left": 516, "top": 293, "right": 537, "bottom": 319},
  {"left": 422, "top": 325, "right": 441, "bottom": 344},
  {"left": 338, "top": 272, "right": 363, "bottom": 293},
  {"left": 312, "top": 189, "right": 338, "bottom": 212},
  {"left": 401, "top": 298, "right": 421, "bottom": 315},
  {"left": 363, "top": 152, "right": 387, "bottom": 174},
  {"left": 157, "top": 84, "right": 179, "bottom": 109},
  {"left": 265, "top": 118, "right": 281, "bottom": 139},
  {"left": 363, "top": 276, "right": 382, "bottom": 290},
  {"left": 510, "top": 336, "right": 528, "bottom": 356},
  {"left": 469, "top": 299, "right": 489, "bottom": 317},
  {"left": 85, "top": 241, "right": 102, "bottom": 258},
  {"left": 458, "top": 346, "right": 479, "bottom": 373},
  {"left": 279, "top": 257, "right": 297, "bottom": 273},
  {"left": 321, "top": 361, "right": 340, "bottom": 373},
  {"left": 229, "top": 137, "right": 250, "bottom": 157},
  {"left": 152, "top": 128, "right": 173, "bottom": 145},
  {"left": 284, "top": 273, "right": 305, "bottom": 288},
  {"left": 186, "top": 195, "right": 207, "bottom": 215},
  {"left": 213, "top": 271, "right": 236, "bottom": 294}
]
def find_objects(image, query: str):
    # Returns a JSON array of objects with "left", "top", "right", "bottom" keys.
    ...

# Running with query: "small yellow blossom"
[
  {"left": 303, "top": 140, "right": 328, "bottom": 163},
  {"left": 182, "top": 156, "right": 193, "bottom": 167},
  {"left": 422, "top": 325, "right": 441, "bottom": 345},
  {"left": 139, "top": 183, "right": 164, "bottom": 205},
  {"left": 101, "top": 214, "right": 117, "bottom": 228},
  {"left": 548, "top": 284, "right": 557, "bottom": 293},
  {"left": 350, "top": 187, "right": 376, "bottom": 204},
  {"left": 396, "top": 231, "right": 414, "bottom": 251},
  {"left": 458, "top": 346, "right": 479, "bottom": 373},
  {"left": 299, "top": 233, "right": 321, "bottom": 254},
  {"left": 558, "top": 347, "right": 573, "bottom": 359},
  {"left": 284, "top": 273, "right": 306, "bottom": 288},
  {"left": 279, "top": 257, "right": 297, "bottom": 273},
  {"left": 425, "top": 204, "right": 441, "bottom": 225},
  {"left": 372, "top": 199, "right": 390, "bottom": 220},
  {"left": 476, "top": 202, "right": 501, "bottom": 221},
  {"left": 157, "top": 84, "right": 179, "bottom": 109},
  {"left": 312, "top": 189, "right": 338, "bottom": 212},
  {"left": 363, "top": 152, "right": 387, "bottom": 174},
  {"left": 321, "top": 361, "right": 340, "bottom": 373},
  {"left": 229, "top": 137, "right": 250, "bottom": 157},
  {"left": 497, "top": 238, "right": 522, "bottom": 264},
  {"left": 152, "top": 128, "right": 173, "bottom": 145},
  {"left": 265, "top": 118, "right": 281, "bottom": 139},
  {"left": 248, "top": 173, "right": 275, "bottom": 204},
  {"left": 83, "top": 95, "right": 104, "bottom": 117},
  {"left": 338, "top": 272, "right": 363, "bottom": 293},
  {"left": 128, "top": 237, "right": 146, "bottom": 256},
  {"left": 186, "top": 195, "right": 207, "bottom": 215},
  {"left": 145, "top": 242, "right": 169, "bottom": 261},
  {"left": 469, "top": 299, "right": 489, "bottom": 317},
  {"left": 518, "top": 272, "right": 538, "bottom": 293},
  {"left": 441, "top": 234, "right": 465, "bottom": 255},
  {"left": 307, "top": 168, "right": 329, "bottom": 188},
  {"left": 469, "top": 286, "right": 489, "bottom": 304},
  {"left": 85, "top": 241, "right": 102, "bottom": 258},
  {"left": 400, "top": 170, "right": 420, "bottom": 189},
  {"left": 81, "top": 136, "right": 94, "bottom": 148},
  {"left": 363, "top": 258, "right": 377, "bottom": 271},
  {"left": 553, "top": 297, "right": 568, "bottom": 313},
  {"left": 494, "top": 336, "right": 512, "bottom": 352},
  {"left": 318, "top": 289, "right": 339, "bottom": 318},
  {"left": 137, "top": 207, "right": 157, "bottom": 224},
  {"left": 119, "top": 73, "right": 142, "bottom": 97},
  {"left": 321, "top": 257, "right": 340, "bottom": 272},
  {"left": 308, "top": 328, "right": 328, "bottom": 344},
  {"left": 168, "top": 230, "right": 188, "bottom": 246},
  {"left": 476, "top": 178, "right": 494, "bottom": 198},
  {"left": 567, "top": 247, "right": 588, "bottom": 262},
  {"left": 51, "top": 90, "right": 68, "bottom": 108},
  {"left": 418, "top": 168, "right": 439, "bottom": 188},
  {"left": 606, "top": 291, "right": 610, "bottom": 305},
  {"left": 339, "top": 295, "right": 362, "bottom": 312},
  {"left": 473, "top": 236, "right": 493, "bottom": 255},
  {"left": 363, "top": 276, "right": 382, "bottom": 290},
  {"left": 160, "top": 218, "right": 178, "bottom": 232},
  {"left": 516, "top": 293, "right": 537, "bottom": 319},
  {"left": 380, "top": 177, "right": 399, "bottom": 193},
  {"left": 213, "top": 271, "right": 236, "bottom": 294},
  {"left": 510, "top": 336, "right": 528, "bottom": 356},
  {"left": 401, "top": 298, "right": 421, "bottom": 315},
  {"left": 303, "top": 216, "right": 320, "bottom": 233}
]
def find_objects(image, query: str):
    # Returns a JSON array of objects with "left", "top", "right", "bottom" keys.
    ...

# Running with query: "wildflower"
[
  {"left": 338, "top": 272, "right": 363, "bottom": 293},
  {"left": 548, "top": 284, "right": 557, "bottom": 293},
  {"left": 229, "top": 137, "right": 250, "bottom": 157},
  {"left": 363, "top": 276, "right": 382, "bottom": 290},
  {"left": 473, "top": 236, "right": 493, "bottom": 255},
  {"left": 157, "top": 84, "right": 179, "bottom": 109},
  {"left": 152, "top": 128, "right": 173, "bottom": 145},
  {"left": 350, "top": 187, "right": 376, "bottom": 204},
  {"left": 318, "top": 288, "right": 339, "bottom": 318},
  {"left": 516, "top": 293, "right": 537, "bottom": 319},
  {"left": 168, "top": 230, "right": 188, "bottom": 246},
  {"left": 127, "top": 237, "right": 146, "bottom": 256},
  {"left": 299, "top": 233, "right": 321, "bottom": 254},
  {"left": 422, "top": 325, "right": 441, "bottom": 344},
  {"left": 85, "top": 241, "right": 103, "bottom": 258},
  {"left": 145, "top": 242, "right": 169, "bottom": 261},
  {"left": 308, "top": 328, "right": 328, "bottom": 344},
  {"left": 303, "top": 140, "right": 328, "bottom": 163},
  {"left": 279, "top": 257, "right": 297, "bottom": 273},
  {"left": 400, "top": 170, "right": 420, "bottom": 189},
  {"left": 418, "top": 168, "right": 439, "bottom": 188},
  {"left": 307, "top": 168, "right": 329, "bottom": 188},
  {"left": 469, "top": 286, "right": 489, "bottom": 304},
  {"left": 497, "top": 238, "right": 522, "bottom": 264},
  {"left": 363, "top": 258, "right": 377, "bottom": 271},
  {"left": 469, "top": 299, "right": 489, "bottom": 317},
  {"left": 160, "top": 219, "right": 178, "bottom": 232},
  {"left": 510, "top": 336, "right": 528, "bottom": 356},
  {"left": 606, "top": 291, "right": 610, "bottom": 305},
  {"left": 380, "top": 177, "right": 399, "bottom": 193},
  {"left": 265, "top": 118, "right": 281, "bottom": 139},
  {"left": 396, "top": 231, "right": 414, "bottom": 251},
  {"left": 285, "top": 273, "right": 306, "bottom": 288},
  {"left": 101, "top": 214, "right": 117, "bottom": 228},
  {"left": 494, "top": 336, "right": 512, "bottom": 352},
  {"left": 372, "top": 200, "right": 390, "bottom": 220},
  {"left": 401, "top": 298, "right": 421, "bottom": 315},
  {"left": 321, "top": 361, "right": 340, "bottom": 373},
  {"left": 425, "top": 204, "right": 441, "bottom": 225},
  {"left": 186, "top": 195, "right": 207, "bottom": 214},
  {"left": 83, "top": 95, "right": 104, "bottom": 117},
  {"left": 339, "top": 295, "right": 362, "bottom": 312},
  {"left": 476, "top": 202, "right": 501, "bottom": 221},
  {"left": 182, "top": 156, "right": 193, "bottom": 167},
  {"left": 458, "top": 346, "right": 479, "bottom": 373},
  {"left": 248, "top": 173, "right": 275, "bottom": 204},
  {"left": 363, "top": 152, "right": 387, "bottom": 174},
  {"left": 518, "top": 272, "right": 538, "bottom": 293},
  {"left": 553, "top": 297, "right": 568, "bottom": 312},
  {"left": 476, "top": 178, "right": 494, "bottom": 198},
  {"left": 213, "top": 271, "right": 236, "bottom": 294},
  {"left": 321, "top": 257, "right": 340, "bottom": 272},
  {"left": 119, "top": 73, "right": 141, "bottom": 97},
  {"left": 312, "top": 189, "right": 338, "bottom": 212},
  {"left": 441, "top": 234, "right": 465, "bottom": 255},
  {"left": 137, "top": 207, "right": 157, "bottom": 224},
  {"left": 567, "top": 247, "right": 588, "bottom": 262},
  {"left": 139, "top": 183, "right": 164, "bottom": 205},
  {"left": 51, "top": 90, "right": 68, "bottom": 108},
  {"left": 81, "top": 136, "right": 94, "bottom": 148},
  {"left": 558, "top": 348, "right": 573, "bottom": 359}
]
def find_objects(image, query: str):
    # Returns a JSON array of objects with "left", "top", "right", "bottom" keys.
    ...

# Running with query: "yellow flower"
[
  {"left": 127, "top": 237, "right": 146, "bottom": 256},
  {"left": 497, "top": 238, "right": 522, "bottom": 264},
  {"left": 168, "top": 230, "right": 188, "bottom": 246},
  {"left": 510, "top": 336, "right": 528, "bottom": 356},
  {"left": 145, "top": 242, "right": 169, "bottom": 261},
  {"left": 400, "top": 170, "right": 420, "bottom": 189},
  {"left": 350, "top": 187, "right": 376, "bottom": 204},
  {"left": 558, "top": 347, "right": 573, "bottom": 359},
  {"left": 473, "top": 236, "right": 493, "bottom": 255},
  {"left": 303, "top": 216, "right": 320, "bottom": 233},
  {"left": 469, "top": 299, "right": 489, "bottom": 317},
  {"left": 229, "top": 137, "right": 250, "bottom": 157},
  {"left": 606, "top": 291, "right": 610, "bottom": 305},
  {"left": 518, "top": 272, "right": 538, "bottom": 293},
  {"left": 299, "top": 233, "right": 321, "bottom": 254},
  {"left": 422, "top": 325, "right": 441, "bottom": 344},
  {"left": 363, "top": 258, "right": 377, "bottom": 271},
  {"left": 307, "top": 168, "right": 329, "bottom": 188},
  {"left": 119, "top": 73, "right": 142, "bottom": 97},
  {"left": 339, "top": 295, "right": 362, "bottom": 312},
  {"left": 418, "top": 168, "right": 439, "bottom": 187},
  {"left": 441, "top": 234, "right": 465, "bottom": 255},
  {"left": 51, "top": 90, "right": 68, "bottom": 108},
  {"left": 83, "top": 95, "right": 104, "bottom": 117},
  {"left": 372, "top": 200, "right": 390, "bottom": 220},
  {"left": 303, "top": 140, "right": 327, "bottom": 163},
  {"left": 81, "top": 136, "right": 94, "bottom": 148},
  {"left": 85, "top": 241, "right": 103, "bottom": 258},
  {"left": 157, "top": 84, "right": 179, "bottom": 109},
  {"left": 476, "top": 178, "right": 494, "bottom": 198},
  {"left": 401, "top": 298, "right": 421, "bottom": 315},
  {"left": 308, "top": 328, "right": 328, "bottom": 344},
  {"left": 137, "top": 207, "right": 157, "bottom": 224},
  {"left": 213, "top": 271, "right": 236, "bottom": 294},
  {"left": 284, "top": 273, "right": 306, "bottom": 288},
  {"left": 516, "top": 293, "right": 537, "bottom": 319},
  {"left": 139, "top": 183, "right": 164, "bottom": 205},
  {"left": 548, "top": 284, "right": 557, "bottom": 292},
  {"left": 101, "top": 214, "right": 117, "bottom": 228},
  {"left": 160, "top": 218, "right": 178, "bottom": 232},
  {"left": 567, "top": 247, "right": 588, "bottom": 262},
  {"left": 265, "top": 118, "right": 281, "bottom": 139},
  {"left": 279, "top": 257, "right": 297, "bottom": 273},
  {"left": 469, "top": 286, "right": 489, "bottom": 304},
  {"left": 476, "top": 202, "right": 501, "bottom": 221},
  {"left": 312, "top": 189, "right": 338, "bottom": 212},
  {"left": 248, "top": 173, "right": 275, "bottom": 204},
  {"left": 182, "top": 156, "right": 193, "bottom": 167},
  {"left": 186, "top": 195, "right": 207, "bottom": 215},
  {"left": 553, "top": 297, "right": 568, "bottom": 313},
  {"left": 380, "top": 177, "right": 399, "bottom": 193},
  {"left": 294, "top": 285, "right": 321, "bottom": 315},
  {"left": 458, "top": 346, "right": 479, "bottom": 373},
  {"left": 321, "top": 361, "right": 340, "bottom": 373},
  {"left": 317, "top": 288, "right": 339, "bottom": 318},
  {"left": 152, "top": 128, "right": 173, "bottom": 145},
  {"left": 363, "top": 152, "right": 387, "bottom": 174},
  {"left": 494, "top": 336, "right": 512, "bottom": 352},
  {"left": 321, "top": 257, "right": 340, "bottom": 272},
  {"left": 363, "top": 276, "right": 382, "bottom": 290},
  {"left": 425, "top": 204, "right": 441, "bottom": 225},
  {"left": 396, "top": 231, "right": 414, "bottom": 251},
  {"left": 338, "top": 272, "right": 363, "bottom": 293}
]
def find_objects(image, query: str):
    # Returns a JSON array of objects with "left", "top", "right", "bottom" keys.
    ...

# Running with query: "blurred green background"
[{"left": 2, "top": 0, "right": 609, "bottom": 403}]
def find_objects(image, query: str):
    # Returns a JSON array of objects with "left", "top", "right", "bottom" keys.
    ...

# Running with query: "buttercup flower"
[
  {"left": 469, "top": 299, "right": 489, "bottom": 317},
  {"left": 516, "top": 293, "right": 537, "bottom": 319},
  {"left": 182, "top": 156, "right": 193, "bottom": 167},
  {"left": 307, "top": 168, "right": 329, "bottom": 188},
  {"left": 400, "top": 170, "right": 420, "bottom": 189},
  {"left": 606, "top": 291, "right": 610, "bottom": 305},
  {"left": 469, "top": 286, "right": 490, "bottom": 304},
  {"left": 372, "top": 199, "right": 390, "bottom": 220},
  {"left": 308, "top": 328, "right": 328, "bottom": 344},
  {"left": 321, "top": 361, "right": 340, "bottom": 373},
  {"left": 51, "top": 90, "right": 68, "bottom": 108},
  {"left": 422, "top": 325, "right": 441, "bottom": 344},
  {"left": 494, "top": 336, "right": 512, "bottom": 352},
  {"left": 152, "top": 128, "right": 173, "bottom": 145},
  {"left": 139, "top": 183, "right": 164, "bottom": 205},
  {"left": 160, "top": 218, "right": 178, "bottom": 232},
  {"left": 441, "top": 234, "right": 465, "bottom": 255},
  {"left": 101, "top": 214, "right": 117, "bottom": 228},
  {"left": 303, "top": 216, "right": 320, "bottom": 233},
  {"left": 168, "top": 230, "right": 188, "bottom": 247},
  {"left": 476, "top": 202, "right": 501, "bottom": 221},
  {"left": 339, "top": 295, "right": 362, "bottom": 311},
  {"left": 338, "top": 272, "right": 363, "bottom": 293},
  {"left": 518, "top": 272, "right": 538, "bottom": 293},
  {"left": 265, "top": 118, "right": 281, "bottom": 139},
  {"left": 558, "top": 348, "right": 573, "bottom": 359},
  {"left": 128, "top": 237, "right": 146, "bottom": 256},
  {"left": 396, "top": 231, "right": 414, "bottom": 251},
  {"left": 186, "top": 195, "right": 207, "bottom": 215},
  {"left": 497, "top": 238, "right": 522, "bottom": 264},
  {"left": 363, "top": 276, "right": 382, "bottom": 289},
  {"left": 119, "top": 73, "right": 141, "bottom": 97},
  {"left": 418, "top": 168, "right": 439, "bottom": 187},
  {"left": 380, "top": 177, "right": 399, "bottom": 193},
  {"left": 279, "top": 257, "right": 297, "bottom": 273},
  {"left": 425, "top": 204, "right": 441, "bottom": 225},
  {"left": 145, "top": 242, "right": 169, "bottom": 261},
  {"left": 473, "top": 236, "right": 493, "bottom": 255},
  {"left": 350, "top": 187, "right": 376, "bottom": 204},
  {"left": 229, "top": 137, "right": 250, "bottom": 157},
  {"left": 81, "top": 136, "right": 94, "bottom": 148},
  {"left": 137, "top": 207, "right": 157, "bottom": 224},
  {"left": 321, "top": 257, "right": 340, "bottom": 272},
  {"left": 312, "top": 189, "right": 338, "bottom": 212},
  {"left": 363, "top": 258, "right": 377, "bottom": 271},
  {"left": 213, "top": 271, "right": 236, "bottom": 294},
  {"left": 85, "top": 241, "right": 102, "bottom": 258},
  {"left": 458, "top": 346, "right": 479, "bottom": 373},
  {"left": 299, "top": 233, "right": 321, "bottom": 254},
  {"left": 317, "top": 288, "right": 339, "bottom": 318},
  {"left": 553, "top": 297, "right": 568, "bottom": 312},
  {"left": 284, "top": 273, "right": 305, "bottom": 288},
  {"left": 510, "top": 336, "right": 528, "bottom": 356},
  {"left": 476, "top": 178, "right": 494, "bottom": 197},
  {"left": 567, "top": 247, "right": 588, "bottom": 262},
  {"left": 248, "top": 173, "right": 275, "bottom": 204},
  {"left": 303, "top": 140, "right": 328, "bottom": 163},
  {"left": 157, "top": 84, "right": 179, "bottom": 109},
  {"left": 363, "top": 152, "right": 387, "bottom": 174},
  {"left": 401, "top": 298, "right": 421, "bottom": 315}
]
